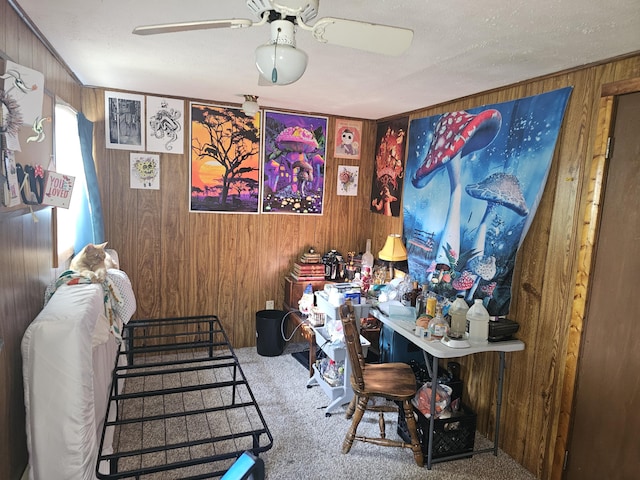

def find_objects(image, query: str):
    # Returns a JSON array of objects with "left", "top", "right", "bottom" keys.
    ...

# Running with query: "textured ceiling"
[{"left": 10, "top": 0, "right": 640, "bottom": 119}]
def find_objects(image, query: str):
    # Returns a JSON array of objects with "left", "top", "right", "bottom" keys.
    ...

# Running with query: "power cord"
[{"left": 280, "top": 309, "right": 306, "bottom": 343}]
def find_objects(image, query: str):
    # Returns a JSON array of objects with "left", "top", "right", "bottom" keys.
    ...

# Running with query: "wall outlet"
[{"left": 266, "top": 300, "right": 274, "bottom": 310}]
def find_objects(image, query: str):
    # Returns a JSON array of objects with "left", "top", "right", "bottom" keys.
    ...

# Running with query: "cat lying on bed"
[{"left": 69, "top": 242, "right": 119, "bottom": 283}]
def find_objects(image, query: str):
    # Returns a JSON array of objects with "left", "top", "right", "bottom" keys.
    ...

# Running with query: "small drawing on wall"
[
  {"left": 146, "top": 96, "right": 184, "bottom": 154},
  {"left": 337, "top": 165, "right": 359, "bottom": 196},
  {"left": 2, "top": 60, "right": 45, "bottom": 126},
  {"left": 130, "top": 153, "right": 160, "bottom": 189},
  {"left": 105, "top": 91, "right": 145, "bottom": 150}
]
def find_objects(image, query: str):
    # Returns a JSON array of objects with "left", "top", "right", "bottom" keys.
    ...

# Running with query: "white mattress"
[{"left": 22, "top": 272, "right": 135, "bottom": 480}]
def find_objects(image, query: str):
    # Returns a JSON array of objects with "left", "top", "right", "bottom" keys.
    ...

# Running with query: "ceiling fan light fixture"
[
  {"left": 255, "top": 43, "right": 308, "bottom": 85},
  {"left": 255, "top": 19, "right": 307, "bottom": 85},
  {"left": 242, "top": 95, "right": 260, "bottom": 115}
]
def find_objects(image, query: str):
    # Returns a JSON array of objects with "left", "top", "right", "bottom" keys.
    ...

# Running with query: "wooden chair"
[{"left": 339, "top": 300, "right": 424, "bottom": 467}]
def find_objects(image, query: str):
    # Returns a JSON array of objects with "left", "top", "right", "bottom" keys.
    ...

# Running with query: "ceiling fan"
[{"left": 132, "top": 0, "right": 414, "bottom": 85}]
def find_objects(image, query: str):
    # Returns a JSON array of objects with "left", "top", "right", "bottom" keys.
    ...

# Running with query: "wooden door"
[{"left": 565, "top": 92, "right": 640, "bottom": 479}]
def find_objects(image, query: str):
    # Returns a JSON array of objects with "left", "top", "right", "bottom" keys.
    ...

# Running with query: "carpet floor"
[
  {"left": 236, "top": 343, "right": 537, "bottom": 480},
  {"left": 108, "top": 339, "right": 536, "bottom": 479}
]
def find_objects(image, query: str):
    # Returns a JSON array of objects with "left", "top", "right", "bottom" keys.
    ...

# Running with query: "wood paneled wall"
[
  {"left": 3, "top": 0, "right": 640, "bottom": 477},
  {"left": 0, "top": 1, "right": 84, "bottom": 478},
  {"left": 81, "top": 89, "right": 379, "bottom": 348},
  {"left": 87, "top": 54, "right": 640, "bottom": 479},
  {"left": 368, "top": 56, "right": 640, "bottom": 480}
]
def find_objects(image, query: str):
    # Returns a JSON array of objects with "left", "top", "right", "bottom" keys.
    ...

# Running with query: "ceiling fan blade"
[
  {"left": 133, "top": 18, "right": 253, "bottom": 36},
  {"left": 310, "top": 17, "right": 413, "bottom": 56}
]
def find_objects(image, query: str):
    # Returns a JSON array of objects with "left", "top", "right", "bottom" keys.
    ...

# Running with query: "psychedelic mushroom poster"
[
  {"left": 403, "top": 87, "right": 572, "bottom": 315},
  {"left": 261, "top": 110, "right": 328, "bottom": 215}
]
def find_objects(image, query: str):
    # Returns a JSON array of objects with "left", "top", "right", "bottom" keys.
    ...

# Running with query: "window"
[{"left": 53, "top": 101, "right": 86, "bottom": 266}]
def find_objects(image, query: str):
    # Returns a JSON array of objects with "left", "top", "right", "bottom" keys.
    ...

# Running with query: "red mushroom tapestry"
[
  {"left": 370, "top": 116, "right": 409, "bottom": 217},
  {"left": 403, "top": 87, "right": 572, "bottom": 315},
  {"left": 261, "top": 110, "right": 328, "bottom": 215}
]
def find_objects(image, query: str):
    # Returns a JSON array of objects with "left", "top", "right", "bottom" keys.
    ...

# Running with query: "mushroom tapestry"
[
  {"left": 402, "top": 87, "right": 572, "bottom": 315},
  {"left": 261, "top": 110, "right": 328, "bottom": 215}
]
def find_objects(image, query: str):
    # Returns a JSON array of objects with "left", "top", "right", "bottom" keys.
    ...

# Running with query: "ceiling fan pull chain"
[{"left": 272, "top": 27, "right": 281, "bottom": 83}]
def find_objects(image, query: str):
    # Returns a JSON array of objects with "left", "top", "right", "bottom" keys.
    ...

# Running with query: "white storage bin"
[
  {"left": 315, "top": 290, "right": 371, "bottom": 321},
  {"left": 313, "top": 324, "right": 371, "bottom": 360}
]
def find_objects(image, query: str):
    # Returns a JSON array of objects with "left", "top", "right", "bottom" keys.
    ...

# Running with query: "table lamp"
[{"left": 378, "top": 234, "right": 408, "bottom": 280}]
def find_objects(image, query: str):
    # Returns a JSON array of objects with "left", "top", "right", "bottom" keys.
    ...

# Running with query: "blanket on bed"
[{"left": 44, "top": 269, "right": 135, "bottom": 344}]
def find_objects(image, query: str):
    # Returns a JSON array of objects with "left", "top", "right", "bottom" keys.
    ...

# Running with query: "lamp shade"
[
  {"left": 255, "top": 19, "right": 307, "bottom": 85},
  {"left": 241, "top": 95, "right": 259, "bottom": 116},
  {"left": 378, "top": 234, "right": 407, "bottom": 262},
  {"left": 255, "top": 43, "right": 308, "bottom": 85}
]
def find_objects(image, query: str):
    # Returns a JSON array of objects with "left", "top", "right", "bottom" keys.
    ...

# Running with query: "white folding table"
[{"left": 370, "top": 307, "right": 524, "bottom": 469}]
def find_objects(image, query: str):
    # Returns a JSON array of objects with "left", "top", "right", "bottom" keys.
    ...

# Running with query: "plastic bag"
[
  {"left": 413, "top": 382, "right": 452, "bottom": 418},
  {"left": 318, "top": 358, "right": 344, "bottom": 387},
  {"left": 325, "top": 318, "right": 344, "bottom": 343}
]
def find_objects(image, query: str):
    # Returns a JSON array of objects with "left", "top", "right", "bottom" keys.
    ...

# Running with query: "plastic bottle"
[
  {"left": 426, "top": 293, "right": 437, "bottom": 318},
  {"left": 466, "top": 299, "right": 490, "bottom": 345},
  {"left": 428, "top": 304, "right": 449, "bottom": 340},
  {"left": 449, "top": 294, "right": 469, "bottom": 339}
]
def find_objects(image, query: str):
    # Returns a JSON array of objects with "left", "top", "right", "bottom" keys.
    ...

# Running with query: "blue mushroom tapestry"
[{"left": 403, "top": 87, "right": 572, "bottom": 315}]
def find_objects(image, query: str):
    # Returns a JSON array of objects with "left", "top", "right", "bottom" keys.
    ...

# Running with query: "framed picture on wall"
[
  {"left": 334, "top": 118, "right": 362, "bottom": 160},
  {"left": 337, "top": 165, "right": 359, "bottom": 196},
  {"left": 189, "top": 102, "right": 261, "bottom": 213},
  {"left": 104, "top": 91, "right": 145, "bottom": 150},
  {"left": 261, "top": 110, "right": 328, "bottom": 215},
  {"left": 130, "top": 153, "right": 160, "bottom": 190},
  {"left": 146, "top": 96, "right": 184, "bottom": 154}
]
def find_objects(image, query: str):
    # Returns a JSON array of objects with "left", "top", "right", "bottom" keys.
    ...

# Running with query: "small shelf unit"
[{"left": 306, "top": 325, "right": 369, "bottom": 417}]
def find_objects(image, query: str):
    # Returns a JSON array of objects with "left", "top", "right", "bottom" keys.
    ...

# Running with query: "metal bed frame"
[{"left": 96, "top": 315, "right": 273, "bottom": 479}]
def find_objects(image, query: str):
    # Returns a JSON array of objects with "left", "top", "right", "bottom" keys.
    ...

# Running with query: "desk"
[
  {"left": 370, "top": 308, "right": 524, "bottom": 469},
  {"left": 285, "top": 310, "right": 316, "bottom": 378},
  {"left": 283, "top": 276, "right": 332, "bottom": 378}
]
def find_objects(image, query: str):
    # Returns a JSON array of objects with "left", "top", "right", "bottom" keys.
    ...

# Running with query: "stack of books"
[
  {"left": 290, "top": 262, "right": 325, "bottom": 281},
  {"left": 290, "top": 249, "right": 325, "bottom": 281},
  {"left": 300, "top": 250, "right": 322, "bottom": 264}
]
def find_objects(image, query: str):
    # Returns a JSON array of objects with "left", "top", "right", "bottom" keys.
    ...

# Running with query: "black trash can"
[{"left": 255, "top": 309, "right": 286, "bottom": 357}]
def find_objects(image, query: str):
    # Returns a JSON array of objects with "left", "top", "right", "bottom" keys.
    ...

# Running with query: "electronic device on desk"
[{"left": 488, "top": 318, "right": 520, "bottom": 342}]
